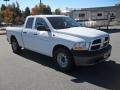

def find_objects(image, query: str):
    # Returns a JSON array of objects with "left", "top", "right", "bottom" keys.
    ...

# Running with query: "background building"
[{"left": 69, "top": 4, "right": 120, "bottom": 27}]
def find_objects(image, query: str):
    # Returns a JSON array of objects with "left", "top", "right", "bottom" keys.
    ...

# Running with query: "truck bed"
[{"left": 6, "top": 26, "right": 24, "bottom": 48}]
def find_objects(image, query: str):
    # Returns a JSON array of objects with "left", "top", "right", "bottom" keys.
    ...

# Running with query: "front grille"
[
  {"left": 103, "top": 43, "right": 108, "bottom": 47},
  {"left": 91, "top": 45, "right": 101, "bottom": 50},
  {"left": 92, "top": 39, "right": 101, "bottom": 44},
  {"left": 90, "top": 36, "right": 109, "bottom": 51},
  {"left": 91, "top": 39, "right": 101, "bottom": 50},
  {"left": 105, "top": 37, "right": 109, "bottom": 41},
  {"left": 104, "top": 36, "right": 109, "bottom": 47}
]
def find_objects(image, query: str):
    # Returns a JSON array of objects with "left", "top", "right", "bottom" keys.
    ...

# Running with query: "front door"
[
  {"left": 31, "top": 17, "right": 52, "bottom": 56},
  {"left": 22, "top": 17, "right": 37, "bottom": 50}
]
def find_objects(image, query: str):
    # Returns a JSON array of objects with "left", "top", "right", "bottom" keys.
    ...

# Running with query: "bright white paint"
[{"left": 6, "top": 15, "right": 109, "bottom": 57}]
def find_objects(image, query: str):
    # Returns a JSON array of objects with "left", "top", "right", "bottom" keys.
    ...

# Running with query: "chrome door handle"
[
  {"left": 33, "top": 33, "right": 38, "bottom": 35},
  {"left": 23, "top": 32, "right": 27, "bottom": 34}
]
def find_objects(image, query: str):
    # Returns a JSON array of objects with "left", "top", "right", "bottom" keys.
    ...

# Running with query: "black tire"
[
  {"left": 11, "top": 38, "right": 21, "bottom": 54},
  {"left": 54, "top": 48, "right": 74, "bottom": 71}
]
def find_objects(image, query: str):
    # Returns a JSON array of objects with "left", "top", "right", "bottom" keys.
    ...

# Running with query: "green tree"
[
  {"left": 0, "top": 2, "right": 24, "bottom": 24},
  {"left": 0, "top": 4, "right": 6, "bottom": 21},
  {"left": 1, "top": 4, "right": 6, "bottom": 11},
  {"left": 12, "top": 2, "right": 22, "bottom": 24},
  {"left": 15, "top": 2, "right": 22, "bottom": 17},
  {"left": 55, "top": 9, "right": 61, "bottom": 15},
  {"left": 0, "top": 11, "right": 2, "bottom": 24},
  {"left": 45, "top": 5, "right": 52, "bottom": 14},
  {"left": 0, "top": 11, "right": 4, "bottom": 22},
  {"left": 24, "top": 7, "right": 30, "bottom": 18},
  {"left": 32, "top": 3, "right": 52, "bottom": 15}
]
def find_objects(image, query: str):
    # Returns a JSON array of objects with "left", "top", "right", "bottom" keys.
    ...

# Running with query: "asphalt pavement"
[{"left": 0, "top": 29, "right": 120, "bottom": 90}]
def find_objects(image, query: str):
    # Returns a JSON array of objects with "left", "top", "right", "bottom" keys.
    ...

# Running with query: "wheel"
[
  {"left": 11, "top": 38, "right": 21, "bottom": 53},
  {"left": 54, "top": 48, "right": 74, "bottom": 71}
]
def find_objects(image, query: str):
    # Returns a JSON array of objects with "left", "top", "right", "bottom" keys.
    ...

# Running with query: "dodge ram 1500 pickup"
[{"left": 6, "top": 15, "right": 112, "bottom": 71}]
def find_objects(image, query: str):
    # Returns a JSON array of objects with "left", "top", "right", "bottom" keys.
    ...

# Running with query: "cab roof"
[{"left": 27, "top": 15, "right": 68, "bottom": 18}]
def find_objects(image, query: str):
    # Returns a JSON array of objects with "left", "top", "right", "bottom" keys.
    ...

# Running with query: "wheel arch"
[
  {"left": 52, "top": 44, "right": 72, "bottom": 57},
  {"left": 10, "top": 35, "right": 16, "bottom": 43}
]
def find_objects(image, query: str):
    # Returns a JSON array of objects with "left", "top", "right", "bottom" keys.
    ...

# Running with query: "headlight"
[{"left": 72, "top": 42, "right": 90, "bottom": 50}]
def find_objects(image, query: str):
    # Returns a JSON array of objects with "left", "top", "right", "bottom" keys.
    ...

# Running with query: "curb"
[
  {"left": 0, "top": 33, "right": 6, "bottom": 35},
  {"left": 0, "top": 31, "right": 6, "bottom": 35}
]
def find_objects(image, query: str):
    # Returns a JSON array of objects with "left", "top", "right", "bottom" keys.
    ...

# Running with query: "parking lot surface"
[{"left": 0, "top": 29, "right": 120, "bottom": 90}]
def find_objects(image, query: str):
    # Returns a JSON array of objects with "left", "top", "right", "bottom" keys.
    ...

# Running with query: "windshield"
[{"left": 47, "top": 17, "right": 80, "bottom": 29}]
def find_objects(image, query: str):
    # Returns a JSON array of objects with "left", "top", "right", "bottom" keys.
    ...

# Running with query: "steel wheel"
[
  {"left": 54, "top": 48, "right": 74, "bottom": 71},
  {"left": 57, "top": 53, "right": 68, "bottom": 68}
]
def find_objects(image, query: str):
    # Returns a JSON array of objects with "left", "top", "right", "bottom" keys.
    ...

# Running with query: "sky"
[{"left": 0, "top": 0, "right": 120, "bottom": 11}]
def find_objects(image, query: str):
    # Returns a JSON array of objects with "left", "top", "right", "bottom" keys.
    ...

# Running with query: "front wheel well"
[
  {"left": 10, "top": 35, "right": 16, "bottom": 43},
  {"left": 53, "top": 45, "right": 72, "bottom": 57}
]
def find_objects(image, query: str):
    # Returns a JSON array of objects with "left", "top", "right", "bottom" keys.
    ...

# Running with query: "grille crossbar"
[{"left": 90, "top": 36, "right": 109, "bottom": 51}]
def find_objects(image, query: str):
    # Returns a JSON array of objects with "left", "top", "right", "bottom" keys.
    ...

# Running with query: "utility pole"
[
  {"left": 40, "top": 0, "right": 42, "bottom": 8},
  {"left": 40, "top": 0, "right": 42, "bottom": 14}
]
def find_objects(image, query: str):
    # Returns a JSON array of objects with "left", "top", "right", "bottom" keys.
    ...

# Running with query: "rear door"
[{"left": 22, "top": 17, "right": 38, "bottom": 50}]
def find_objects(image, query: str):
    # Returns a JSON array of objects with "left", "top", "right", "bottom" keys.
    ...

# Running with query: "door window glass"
[
  {"left": 25, "top": 18, "right": 34, "bottom": 29},
  {"left": 35, "top": 18, "right": 49, "bottom": 29}
]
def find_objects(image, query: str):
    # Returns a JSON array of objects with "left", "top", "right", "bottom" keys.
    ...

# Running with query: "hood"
[{"left": 55, "top": 27, "right": 108, "bottom": 40}]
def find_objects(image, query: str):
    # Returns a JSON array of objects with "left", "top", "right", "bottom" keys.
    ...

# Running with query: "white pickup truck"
[{"left": 6, "top": 15, "right": 112, "bottom": 71}]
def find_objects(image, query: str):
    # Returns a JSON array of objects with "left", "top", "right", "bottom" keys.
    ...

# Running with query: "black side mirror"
[{"left": 37, "top": 25, "right": 50, "bottom": 31}]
